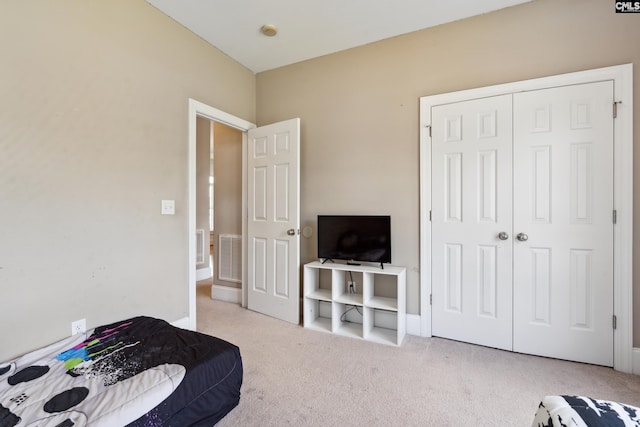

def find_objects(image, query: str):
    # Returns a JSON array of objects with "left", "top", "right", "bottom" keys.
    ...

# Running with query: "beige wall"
[
  {"left": 256, "top": 0, "right": 640, "bottom": 341},
  {"left": 196, "top": 117, "right": 212, "bottom": 268},
  {"left": 3, "top": 0, "right": 640, "bottom": 362},
  {"left": 212, "top": 123, "right": 243, "bottom": 287},
  {"left": 0, "top": 0, "right": 255, "bottom": 360}
]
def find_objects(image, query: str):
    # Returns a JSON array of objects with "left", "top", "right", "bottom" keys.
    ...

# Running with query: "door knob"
[
  {"left": 287, "top": 229, "right": 296, "bottom": 236},
  {"left": 497, "top": 232, "right": 509, "bottom": 241},
  {"left": 516, "top": 233, "right": 529, "bottom": 242}
]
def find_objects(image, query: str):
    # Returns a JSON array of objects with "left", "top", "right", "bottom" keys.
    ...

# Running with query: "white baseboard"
[
  {"left": 211, "top": 284, "right": 242, "bottom": 304},
  {"left": 196, "top": 267, "right": 212, "bottom": 282},
  {"left": 171, "top": 316, "right": 191, "bottom": 330},
  {"left": 633, "top": 348, "right": 640, "bottom": 375},
  {"left": 406, "top": 314, "right": 421, "bottom": 336}
]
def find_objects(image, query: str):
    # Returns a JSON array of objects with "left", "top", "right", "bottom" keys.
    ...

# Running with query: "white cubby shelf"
[{"left": 303, "top": 261, "right": 406, "bottom": 346}]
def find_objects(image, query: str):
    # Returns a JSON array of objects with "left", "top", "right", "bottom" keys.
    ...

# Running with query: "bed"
[
  {"left": 532, "top": 395, "right": 640, "bottom": 427},
  {"left": 0, "top": 316, "right": 242, "bottom": 426}
]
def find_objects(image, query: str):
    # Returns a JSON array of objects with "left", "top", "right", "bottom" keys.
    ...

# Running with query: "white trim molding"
[
  {"left": 171, "top": 317, "right": 190, "bottom": 330},
  {"left": 633, "top": 348, "right": 640, "bottom": 375},
  {"left": 406, "top": 314, "right": 421, "bottom": 337},
  {"left": 419, "top": 64, "right": 633, "bottom": 372},
  {"left": 196, "top": 267, "right": 212, "bottom": 282},
  {"left": 211, "top": 285, "right": 242, "bottom": 304},
  {"left": 188, "top": 99, "right": 255, "bottom": 331}
]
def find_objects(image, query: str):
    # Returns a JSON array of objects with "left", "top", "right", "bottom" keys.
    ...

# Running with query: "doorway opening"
[
  {"left": 195, "top": 117, "right": 244, "bottom": 303},
  {"left": 188, "top": 99, "right": 302, "bottom": 328},
  {"left": 187, "top": 99, "right": 255, "bottom": 331}
]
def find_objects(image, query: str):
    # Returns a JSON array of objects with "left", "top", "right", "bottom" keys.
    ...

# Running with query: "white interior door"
[
  {"left": 512, "top": 82, "right": 614, "bottom": 366},
  {"left": 431, "top": 95, "right": 513, "bottom": 351},
  {"left": 247, "top": 118, "right": 300, "bottom": 324}
]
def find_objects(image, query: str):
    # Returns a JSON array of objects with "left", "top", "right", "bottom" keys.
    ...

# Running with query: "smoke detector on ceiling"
[{"left": 261, "top": 24, "right": 278, "bottom": 37}]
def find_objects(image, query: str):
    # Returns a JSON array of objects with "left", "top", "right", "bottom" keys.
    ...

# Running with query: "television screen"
[{"left": 317, "top": 215, "right": 391, "bottom": 264}]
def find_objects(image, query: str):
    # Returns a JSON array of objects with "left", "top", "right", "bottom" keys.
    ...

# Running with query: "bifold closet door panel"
[
  {"left": 431, "top": 94, "right": 513, "bottom": 351},
  {"left": 512, "top": 81, "right": 614, "bottom": 367}
]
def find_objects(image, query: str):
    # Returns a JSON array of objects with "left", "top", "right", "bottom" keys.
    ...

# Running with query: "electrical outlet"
[
  {"left": 71, "top": 318, "right": 86, "bottom": 336},
  {"left": 348, "top": 281, "right": 356, "bottom": 292}
]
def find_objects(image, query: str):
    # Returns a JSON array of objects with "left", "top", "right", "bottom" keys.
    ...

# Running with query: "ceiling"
[{"left": 146, "top": 0, "right": 533, "bottom": 74}]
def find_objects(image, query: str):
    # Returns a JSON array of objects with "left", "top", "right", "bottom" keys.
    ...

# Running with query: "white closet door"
[
  {"left": 512, "top": 81, "right": 614, "bottom": 366},
  {"left": 431, "top": 95, "right": 513, "bottom": 351}
]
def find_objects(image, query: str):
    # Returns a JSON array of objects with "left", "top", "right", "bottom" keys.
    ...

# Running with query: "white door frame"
[
  {"left": 187, "top": 99, "right": 255, "bottom": 330},
  {"left": 419, "top": 64, "right": 633, "bottom": 372}
]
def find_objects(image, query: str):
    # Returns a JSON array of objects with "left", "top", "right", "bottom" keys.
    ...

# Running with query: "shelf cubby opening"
[
  {"left": 304, "top": 299, "right": 332, "bottom": 333},
  {"left": 364, "top": 308, "right": 399, "bottom": 345},
  {"left": 334, "top": 302, "right": 363, "bottom": 339},
  {"left": 365, "top": 274, "right": 398, "bottom": 311}
]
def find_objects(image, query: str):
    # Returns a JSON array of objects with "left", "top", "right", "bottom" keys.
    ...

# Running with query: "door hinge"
[
  {"left": 430, "top": 294, "right": 432, "bottom": 305},
  {"left": 426, "top": 125, "right": 432, "bottom": 137},
  {"left": 429, "top": 210, "right": 432, "bottom": 221},
  {"left": 613, "top": 101, "right": 622, "bottom": 119},
  {"left": 613, "top": 210, "right": 617, "bottom": 224},
  {"left": 613, "top": 315, "right": 617, "bottom": 330}
]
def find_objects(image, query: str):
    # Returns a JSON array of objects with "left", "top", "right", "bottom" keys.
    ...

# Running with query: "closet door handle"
[
  {"left": 516, "top": 233, "right": 529, "bottom": 242},
  {"left": 287, "top": 229, "right": 296, "bottom": 236},
  {"left": 497, "top": 232, "right": 509, "bottom": 241}
]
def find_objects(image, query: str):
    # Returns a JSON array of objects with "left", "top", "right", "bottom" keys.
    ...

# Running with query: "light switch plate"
[{"left": 161, "top": 199, "right": 175, "bottom": 215}]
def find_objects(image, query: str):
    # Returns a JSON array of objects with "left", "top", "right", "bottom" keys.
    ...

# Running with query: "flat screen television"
[{"left": 317, "top": 215, "right": 391, "bottom": 267}]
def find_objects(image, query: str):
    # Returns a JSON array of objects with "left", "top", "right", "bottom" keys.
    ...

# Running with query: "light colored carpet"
[{"left": 195, "top": 284, "right": 640, "bottom": 426}]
